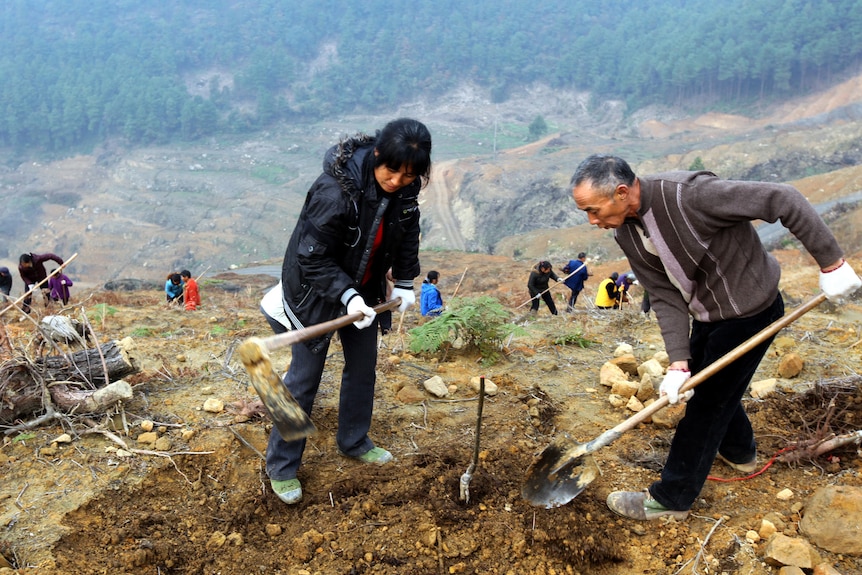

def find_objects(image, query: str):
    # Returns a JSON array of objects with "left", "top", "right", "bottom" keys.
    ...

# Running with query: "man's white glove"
[
  {"left": 347, "top": 296, "right": 376, "bottom": 330},
  {"left": 659, "top": 370, "right": 693, "bottom": 404},
  {"left": 391, "top": 287, "right": 415, "bottom": 313},
  {"left": 820, "top": 260, "right": 862, "bottom": 300}
]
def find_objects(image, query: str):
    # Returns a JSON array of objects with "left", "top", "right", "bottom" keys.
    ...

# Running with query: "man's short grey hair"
[{"left": 570, "top": 154, "right": 636, "bottom": 197}]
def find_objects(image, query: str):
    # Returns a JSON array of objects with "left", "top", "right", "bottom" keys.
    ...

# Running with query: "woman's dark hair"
[
  {"left": 611, "top": 272, "right": 619, "bottom": 281},
  {"left": 374, "top": 118, "right": 432, "bottom": 186},
  {"left": 539, "top": 260, "right": 551, "bottom": 270},
  {"left": 170, "top": 273, "right": 181, "bottom": 284},
  {"left": 19, "top": 253, "right": 33, "bottom": 265},
  {"left": 426, "top": 270, "right": 439, "bottom": 282}
]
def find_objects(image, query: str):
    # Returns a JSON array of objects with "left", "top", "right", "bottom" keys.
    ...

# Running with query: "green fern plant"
[{"left": 409, "top": 296, "right": 525, "bottom": 364}]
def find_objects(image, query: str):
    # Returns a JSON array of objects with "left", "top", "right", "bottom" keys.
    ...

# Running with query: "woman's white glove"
[
  {"left": 347, "top": 296, "right": 376, "bottom": 330},
  {"left": 659, "top": 370, "right": 693, "bottom": 404},
  {"left": 391, "top": 287, "right": 415, "bottom": 313},
  {"left": 819, "top": 260, "right": 862, "bottom": 300}
]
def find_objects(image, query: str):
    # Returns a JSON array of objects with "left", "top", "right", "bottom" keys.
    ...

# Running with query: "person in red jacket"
[
  {"left": 181, "top": 270, "right": 200, "bottom": 311},
  {"left": 18, "top": 252, "right": 64, "bottom": 313}
]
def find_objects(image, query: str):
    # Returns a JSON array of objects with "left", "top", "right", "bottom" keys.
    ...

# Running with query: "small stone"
[
  {"left": 745, "top": 530, "right": 760, "bottom": 543},
  {"left": 154, "top": 436, "right": 172, "bottom": 451},
  {"left": 226, "top": 532, "right": 244, "bottom": 546},
  {"left": 140, "top": 420, "right": 154, "bottom": 432},
  {"left": 176, "top": 354, "right": 186, "bottom": 362},
  {"left": 206, "top": 531, "right": 226, "bottom": 549},
  {"left": 52, "top": 433, "right": 73, "bottom": 444},
  {"left": 137, "top": 432, "right": 158, "bottom": 444},
  {"left": 265, "top": 524, "right": 282, "bottom": 537},
  {"left": 203, "top": 398, "right": 225, "bottom": 413},
  {"left": 776, "top": 488, "right": 794, "bottom": 500}
]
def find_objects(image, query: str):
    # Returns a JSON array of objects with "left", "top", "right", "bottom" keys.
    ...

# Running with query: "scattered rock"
[
  {"left": 599, "top": 362, "right": 628, "bottom": 387},
  {"left": 751, "top": 378, "right": 778, "bottom": 398},
  {"left": 611, "top": 379, "right": 638, "bottom": 399},
  {"left": 203, "top": 398, "right": 225, "bottom": 413},
  {"left": 763, "top": 533, "right": 821, "bottom": 569},
  {"left": 637, "top": 358, "right": 664, "bottom": 380},
  {"left": 140, "top": 420, "right": 154, "bottom": 432},
  {"left": 396, "top": 385, "right": 426, "bottom": 404},
  {"left": 469, "top": 376, "right": 498, "bottom": 396},
  {"left": 612, "top": 343, "right": 633, "bottom": 357},
  {"left": 776, "top": 488, "right": 794, "bottom": 501},
  {"left": 136, "top": 432, "right": 158, "bottom": 444},
  {"left": 53, "top": 433, "right": 72, "bottom": 444},
  {"left": 778, "top": 353, "right": 804, "bottom": 378},
  {"left": 609, "top": 354, "right": 638, "bottom": 376},
  {"left": 799, "top": 485, "right": 862, "bottom": 555},
  {"left": 423, "top": 375, "right": 449, "bottom": 398}
]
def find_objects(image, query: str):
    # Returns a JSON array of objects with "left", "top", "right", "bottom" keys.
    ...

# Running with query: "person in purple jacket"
[
  {"left": 47, "top": 270, "right": 73, "bottom": 306},
  {"left": 571, "top": 154, "right": 861, "bottom": 521},
  {"left": 18, "top": 252, "right": 64, "bottom": 313}
]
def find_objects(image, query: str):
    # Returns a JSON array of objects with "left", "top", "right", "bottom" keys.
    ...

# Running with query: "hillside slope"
[{"left": 2, "top": 74, "right": 862, "bottom": 287}]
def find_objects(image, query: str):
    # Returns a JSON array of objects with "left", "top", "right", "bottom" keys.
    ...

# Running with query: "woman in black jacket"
[
  {"left": 527, "top": 260, "right": 560, "bottom": 315},
  {"left": 264, "top": 118, "right": 432, "bottom": 505}
]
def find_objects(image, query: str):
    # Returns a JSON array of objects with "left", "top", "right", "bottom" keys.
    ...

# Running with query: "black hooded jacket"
[{"left": 280, "top": 134, "right": 421, "bottom": 352}]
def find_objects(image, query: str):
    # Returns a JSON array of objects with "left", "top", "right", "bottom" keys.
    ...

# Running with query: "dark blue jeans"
[
  {"left": 266, "top": 317, "right": 379, "bottom": 481},
  {"left": 650, "top": 293, "right": 784, "bottom": 511}
]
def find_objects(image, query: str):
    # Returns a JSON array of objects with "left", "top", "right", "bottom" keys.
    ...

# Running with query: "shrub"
[{"left": 409, "top": 296, "right": 526, "bottom": 364}]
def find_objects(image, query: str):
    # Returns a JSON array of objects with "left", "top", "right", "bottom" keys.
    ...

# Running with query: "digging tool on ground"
[
  {"left": 460, "top": 375, "right": 486, "bottom": 503},
  {"left": 238, "top": 298, "right": 401, "bottom": 442},
  {"left": 522, "top": 293, "right": 828, "bottom": 508}
]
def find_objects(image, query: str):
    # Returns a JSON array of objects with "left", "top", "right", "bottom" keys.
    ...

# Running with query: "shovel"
[
  {"left": 460, "top": 375, "right": 486, "bottom": 503},
  {"left": 238, "top": 298, "right": 401, "bottom": 442},
  {"left": 522, "top": 293, "right": 827, "bottom": 508}
]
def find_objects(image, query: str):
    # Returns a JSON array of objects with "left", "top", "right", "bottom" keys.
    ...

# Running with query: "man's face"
[{"left": 572, "top": 182, "right": 629, "bottom": 229}]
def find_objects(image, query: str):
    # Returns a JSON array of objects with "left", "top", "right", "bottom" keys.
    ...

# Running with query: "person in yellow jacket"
[{"left": 594, "top": 272, "right": 620, "bottom": 309}]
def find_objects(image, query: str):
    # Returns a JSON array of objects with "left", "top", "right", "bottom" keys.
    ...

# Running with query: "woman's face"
[{"left": 373, "top": 150, "right": 417, "bottom": 194}]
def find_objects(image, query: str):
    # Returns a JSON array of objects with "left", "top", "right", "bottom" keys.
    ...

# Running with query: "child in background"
[
  {"left": 420, "top": 270, "right": 444, "bottom": 316},
  {"left": 165, "top": 273, "right": 183, "bottom": 305},
  {"left": 181, "top": 270, "right": 200, "bottom": 311},
  {"left": 47, "top": 269, "right": 73, "bottom": 305}
]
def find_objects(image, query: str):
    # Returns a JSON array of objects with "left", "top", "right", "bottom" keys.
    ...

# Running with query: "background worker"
[
  {"left": 562, "top": 252, "right": 589, "bottom": 311},
  {"left": 18, "top": 252, "right": 64, "bottom": 314},
  {"left": 420, "top": 270, "right": 444, "bottom": 316},
  {"left": 0, "top": 267, "right": 12, "bottom": 299},
  {"left": 594, "top": 272, "right": 619, "bottom": 309},
  {"left": 571, "top": 153, "right": 861, "bottom": 521},
  {"left": 165, "top": 273, "right": 183, "bottom": 305},
  {"left": 181, "top": 270, "right": 200, "bottom": 311},
  {"left": 527, "top": 260, "right": 560, "bottom": 315},
  {"left": 47, "top": 269, "right": 73, "bottom": 306}
]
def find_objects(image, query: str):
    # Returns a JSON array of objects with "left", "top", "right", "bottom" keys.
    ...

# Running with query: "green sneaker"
[
  {"left": 270, "top": 478, "right": 302, "bottom": 505},
  {"left": 347, "top": 446, "right": 393, "bottom": 465},
  {"left": 606, "top": 491, "right": 689, "bottom": 521}
]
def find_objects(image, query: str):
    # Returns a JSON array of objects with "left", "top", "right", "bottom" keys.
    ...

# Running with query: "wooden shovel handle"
[
  {"left": 607, "top": 293, "right": 827, "bottom": 438},
  {"left": 259, "top": 298, "right": 402, "bottom": 352}
]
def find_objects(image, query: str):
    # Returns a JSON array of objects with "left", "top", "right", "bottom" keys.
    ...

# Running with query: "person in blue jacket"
[
  {"left": 562, "top": 252, "right": 589, "bottom": 311},
  {"left": 165, "top": 273, "right": 184, "bottom": 305},
  {"left": 420, "top": 270, "right": 443, "bottom": 316}
]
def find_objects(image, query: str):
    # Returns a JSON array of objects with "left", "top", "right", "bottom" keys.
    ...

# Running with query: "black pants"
[
  {"left": 649, "top": 294, "right": 784, "bottom": 511},
  {"left": 266, "top": 316, "right": 380, "bottom": 481},
  {"left": 530, "top": 291, "right": 557, "bottom": 315}
]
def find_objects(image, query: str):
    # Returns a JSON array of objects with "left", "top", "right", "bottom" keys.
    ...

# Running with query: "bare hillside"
[{"left": 2, "top": 76, "right": 862, "bottom": 288}]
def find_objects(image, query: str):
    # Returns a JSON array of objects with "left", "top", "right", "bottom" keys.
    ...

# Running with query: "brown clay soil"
[{"left": 1, "top": 249, "right": 861, "bottom": 575}]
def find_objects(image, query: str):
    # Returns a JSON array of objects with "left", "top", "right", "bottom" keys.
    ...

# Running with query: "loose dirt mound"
[{"left": 1, "top": 250, "right": 861, "bottom": 575}]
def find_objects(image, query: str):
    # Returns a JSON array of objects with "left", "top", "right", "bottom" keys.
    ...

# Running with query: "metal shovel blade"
[
  {"left": 521, "top": 435, "right": 601, "bottom": 508},
  {"left": 238, "top": 337, "right": 316, "bottom": 442}
]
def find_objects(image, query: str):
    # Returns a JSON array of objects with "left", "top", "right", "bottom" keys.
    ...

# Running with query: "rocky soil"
[{"left": 1, "top": 248, "right": 860, "bottom": 575}]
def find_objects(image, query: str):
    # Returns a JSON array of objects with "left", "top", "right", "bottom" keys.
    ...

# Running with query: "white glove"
[
  {"left": 346, "top": 296, "right": 376, "bottom": 330},
  {"left": 819, "top": 260, "right": 862, "bottom": 300},
  {"left": 659, "top": 370, "right": 693, "bottom": 404},
  {"left": 391, "top": 287, "right": 415, "bottom": 313}
]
